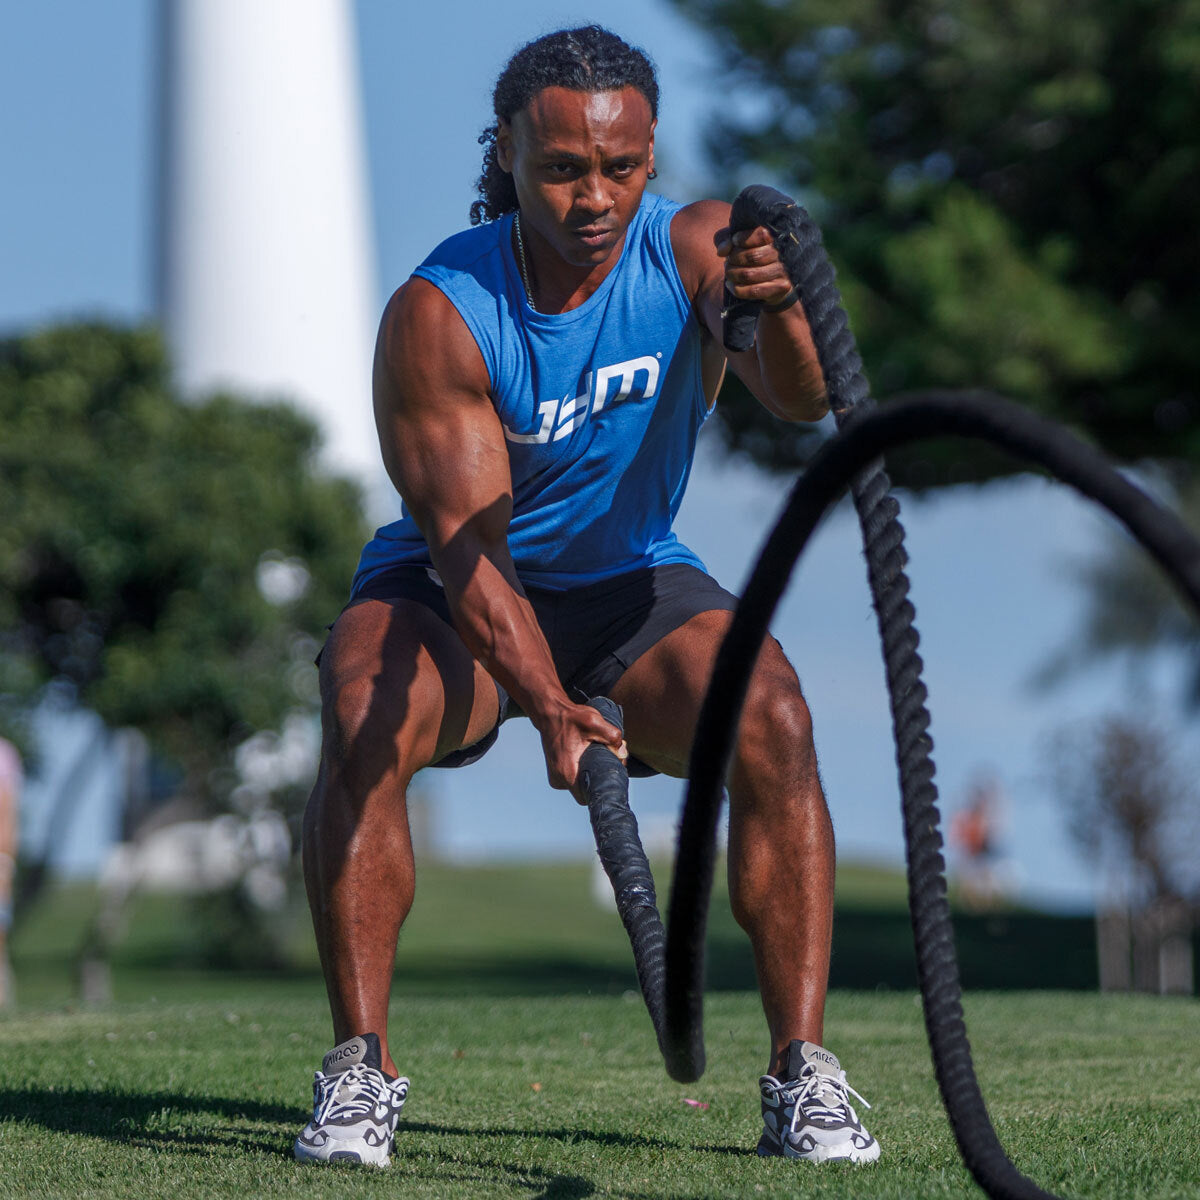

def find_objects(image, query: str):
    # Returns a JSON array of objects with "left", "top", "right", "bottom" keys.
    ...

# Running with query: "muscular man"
[{"left": 296, "top": 26, "right": 879, "bottom": 1169}]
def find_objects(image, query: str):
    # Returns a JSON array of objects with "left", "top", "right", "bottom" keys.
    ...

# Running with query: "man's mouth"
[{"left": 572, "top": 225, "right": 615, "bottom": 247}]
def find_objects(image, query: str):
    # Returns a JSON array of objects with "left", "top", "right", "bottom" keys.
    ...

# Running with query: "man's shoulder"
[
  {"left": 667, "top": 199, "right": 731, "bottom": 303},
  {"left": 419, "top": 219, "right": 506, "bottom": 277},
  {"left": 668, "top": 198, "right": 732, "bottom": 248}
]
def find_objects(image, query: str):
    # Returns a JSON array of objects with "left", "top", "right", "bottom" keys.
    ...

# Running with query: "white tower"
[{"left": 156, "top": 0, "right": 382, "bottom": 492}]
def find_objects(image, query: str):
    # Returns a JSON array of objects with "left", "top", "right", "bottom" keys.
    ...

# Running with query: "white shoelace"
[
  {"left": 313, "top": 1063, "right": 390, "bottom": 1124},
  {"left": 782, "top": 1067, "right": 872, "bottom": 1136}
]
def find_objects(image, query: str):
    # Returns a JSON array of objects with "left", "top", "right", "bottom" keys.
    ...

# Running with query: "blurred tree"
[
  {"left": 0, "top": 322, "right": 368, "bottom": 815},
  {"left": 1044, "top": 713, "right": 1198, "bottom": 992},
  {"left": 1047, "top": 714, "right": 1198, "bottom": 907},
  {"left": 672, "top": 0, "right": 1200, "bottom": 486},
  {"left": 1037, "top": 472, "right": 1200, "bottom": 705}
]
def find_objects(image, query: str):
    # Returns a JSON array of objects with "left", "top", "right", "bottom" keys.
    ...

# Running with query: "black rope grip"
[
  {"left": 722, "top": 184, "right": 807, "bottom": 353},
  {"left": 580, "top": 698, "right": 671, "bottom": 1066},
  {"left": 672, "top": 185, "right": 902, "bottom": 1084}
]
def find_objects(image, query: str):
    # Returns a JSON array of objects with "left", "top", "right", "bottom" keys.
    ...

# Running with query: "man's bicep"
[
  {"left": 386, "top": 397, "right": 514, "bottom": 554},
  {"left": 373, "top": 279, "right": 513, "bottom": 551}
]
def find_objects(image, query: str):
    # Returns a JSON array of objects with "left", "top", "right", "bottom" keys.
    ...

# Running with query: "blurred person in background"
[
  {"left": 950, "top": 773, "right": 1011, "bottom": 910},
  {"left": 296, "top": 25, "right": 878, "bottom": 1169},
  {"left": 0, "top": 737, "right": 20, "bottom": 1007}
]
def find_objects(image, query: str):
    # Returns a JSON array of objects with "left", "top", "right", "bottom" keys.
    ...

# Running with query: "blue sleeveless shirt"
[{"left": 352, "top": 193, "right": 713, "bottom": 594}]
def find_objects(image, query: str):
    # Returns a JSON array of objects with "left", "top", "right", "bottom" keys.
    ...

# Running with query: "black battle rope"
[
  {"left": 580, "top": 697, "right": 670, "bottom": 1061},
  {"left": 666, "top": 186, "right": 913, "bottom": 1085},
  {"left": 580, "top": 188, "right": 1200, "bottom": 1197},
  {"left": 673, "top": 184, "right": 1064, "bottom": 1195},
  {"left": 682, "top": 391, "right": 1200, "bottom": 1200}
]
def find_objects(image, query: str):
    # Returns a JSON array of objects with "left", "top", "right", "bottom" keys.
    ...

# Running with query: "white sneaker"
[
  {"left": 294, "top": 1033, "right": 410, "bottom": 1165},
  {"left": 757, "top": 1040, "right": 880, "bottom": 1163}
]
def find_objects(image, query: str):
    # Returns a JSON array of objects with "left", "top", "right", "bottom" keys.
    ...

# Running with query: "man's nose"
[{"left": 574, "top": 171, "right": 612, "bottom": 216}]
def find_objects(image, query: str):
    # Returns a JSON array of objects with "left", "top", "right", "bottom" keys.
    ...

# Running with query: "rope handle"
[
  {"left": 578, "top": 698, "right": 674, "bottom": 1071},
  {"left": 722, "top": 184, "right": 807, "bottom": 353}
]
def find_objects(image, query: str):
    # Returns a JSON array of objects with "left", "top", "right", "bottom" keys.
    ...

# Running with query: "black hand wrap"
[
  {"left": 722, "top": 184, "right": 809, "bottom": 353},
  {"left": 580, "top": 697, "right": 671, "bottom": 1069}
]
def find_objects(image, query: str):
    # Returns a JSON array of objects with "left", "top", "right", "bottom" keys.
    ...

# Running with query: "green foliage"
[
  {"left": 0, "top": 322, "right": 369, "bottom": 802},
  {"left": 674, "top": 0, "right": 1200, "bottom": 486}
]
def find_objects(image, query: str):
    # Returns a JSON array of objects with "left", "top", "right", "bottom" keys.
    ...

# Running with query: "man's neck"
[{"left": 513, "top": 219, "right": 629, "bottom": 315}]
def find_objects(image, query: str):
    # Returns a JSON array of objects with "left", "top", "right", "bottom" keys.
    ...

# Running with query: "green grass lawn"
[
  {"left": 3, "top": 861, "right": 1198, "bottom": 1197},
  {"left": 2, "top": 990, "right": 1199, "bottom": 1199}
]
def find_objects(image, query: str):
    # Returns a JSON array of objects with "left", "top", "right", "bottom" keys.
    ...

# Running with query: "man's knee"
[
  {"left": 735, "top": 668, "right": 818, "bottom": 785},
  {"left": 319, "top": 669, "right": 423, "bottom": 797},
  {"left": 324, "top": 671, "right": 379, "bottom": 760}
]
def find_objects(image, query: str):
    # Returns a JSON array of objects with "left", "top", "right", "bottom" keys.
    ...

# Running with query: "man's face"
[{"left": 497, "top": 86, "right": 656, "bottom": 269}]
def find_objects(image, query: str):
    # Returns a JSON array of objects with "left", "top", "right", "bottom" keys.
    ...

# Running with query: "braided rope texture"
[
  {"left": 597, "top": 189, "right": 1200, "bottom": 1197},
  {"left": 709, "top": 389, "right": 1200, "bottom": 1197},
  {"left": 580, "top": 698, "right": 671, "bottom": 1062},
  {"left": 678, "top": 188, "right": 1061, "bottom": 1198}
]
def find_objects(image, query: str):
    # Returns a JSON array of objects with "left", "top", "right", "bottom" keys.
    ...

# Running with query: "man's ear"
[
  {"left": 496, "top": 119, "right": 514, "bottom": 173},
  {"left": 648, "top": 118, "right": 657, "bottom": 178}
]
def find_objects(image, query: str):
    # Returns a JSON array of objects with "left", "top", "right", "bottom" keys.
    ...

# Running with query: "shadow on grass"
[
  {"left": 0, "top": 1086, "right": 302, "bottom": 1156},
  {"left": 0, "top": 1086, "right": 741, "bottom": 1196},
  {"left": 398, "top": 1161, "right": 599, "bottom": 1199}
]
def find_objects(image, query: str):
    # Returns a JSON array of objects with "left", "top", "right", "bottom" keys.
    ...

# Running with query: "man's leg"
[
  {"left": 610, "top": 608, "right": 877, "bottom": 1163},
  {"left": 609, "top": 609, "right": 832, "bottom": 1077},
  {"left": 302, "top": 596, "right": 500, "bottom": 1078}
]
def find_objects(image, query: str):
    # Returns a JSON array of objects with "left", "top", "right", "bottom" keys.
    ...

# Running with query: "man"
[{"left": 296, "top": 25, "right": 879, "bottom": 1168}]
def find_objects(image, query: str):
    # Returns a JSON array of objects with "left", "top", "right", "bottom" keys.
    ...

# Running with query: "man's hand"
[
  {"left": 537, "top": 701, "right": 628, "bottom": 804},
  {"left": 715, "top": 224, "right": 794, "bottom": 308}
]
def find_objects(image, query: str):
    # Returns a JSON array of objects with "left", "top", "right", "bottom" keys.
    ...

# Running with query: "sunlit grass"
[{"left": 1, "top": 989, "right": 1198, "bottom": 1198}]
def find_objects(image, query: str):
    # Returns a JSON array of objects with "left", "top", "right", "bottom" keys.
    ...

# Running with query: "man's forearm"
[
  {"left": 432, "top": 545, "right": 572, "bottom": 728},
  {"left": 755, "top": 305, "right": 829, "bottom": 422}
]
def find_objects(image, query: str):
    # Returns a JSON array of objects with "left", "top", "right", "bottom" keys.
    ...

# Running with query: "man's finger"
[
  {"left": 733, "top": 225, "right": 773, "bottom": 249},
  {"left": 727, "top": 241, "right": 781, "bottom": 267},
  {"left": 583, "top": 712, "right": 624, "bottom": 748}
]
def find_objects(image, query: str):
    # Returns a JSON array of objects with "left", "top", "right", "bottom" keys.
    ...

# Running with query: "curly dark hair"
[{"left": 469, "top": 26, "right": 660, "bottom": 225}]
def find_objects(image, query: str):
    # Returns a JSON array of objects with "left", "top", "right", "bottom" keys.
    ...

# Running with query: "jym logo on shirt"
[{"left": 503, "top": 354, "right": 660, "bottom": 445}]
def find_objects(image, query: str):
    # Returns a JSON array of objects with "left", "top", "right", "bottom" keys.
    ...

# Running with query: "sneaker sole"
[
  {"left": 787, "top": 1139, "right": 880, "bottom": 1164},
  {"left": 294, "top": 1137, "right": 391, "bottom": 1167},
  {"left": 757, "top": 1130, "right": 881, "bottom": 1164}
]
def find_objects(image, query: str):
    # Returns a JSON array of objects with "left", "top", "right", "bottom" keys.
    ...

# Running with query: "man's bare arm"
[
  {"left": 671, "top": 199, "right": 828, "bottom": 422},
  {"left": 373, "top": 278, "right": 622, "bottom": 791}
]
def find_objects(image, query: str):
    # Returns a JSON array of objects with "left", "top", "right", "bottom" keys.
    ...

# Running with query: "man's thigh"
[
  {"left": 319, "top": 592, "right": 501, "bottom": 777},
  {"left": 609, "top": 609, "right": 803, "bottom": 778},
  {"left": 548, "top": 564, "right": 738, "bottom": 702}
]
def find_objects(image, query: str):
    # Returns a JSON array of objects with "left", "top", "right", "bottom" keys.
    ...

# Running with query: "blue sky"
[{"left": 2, "top": 0, "right": 1160, "bottom": 910}]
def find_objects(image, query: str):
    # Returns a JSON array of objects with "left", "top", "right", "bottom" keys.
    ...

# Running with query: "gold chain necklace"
[{"left": 513, "top": 210, "right": 537, "bottom": 312}]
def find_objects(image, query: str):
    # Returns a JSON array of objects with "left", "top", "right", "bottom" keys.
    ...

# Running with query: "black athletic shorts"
[{"left": 341, "top": 561, "right": 738, "bottom": 772}]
